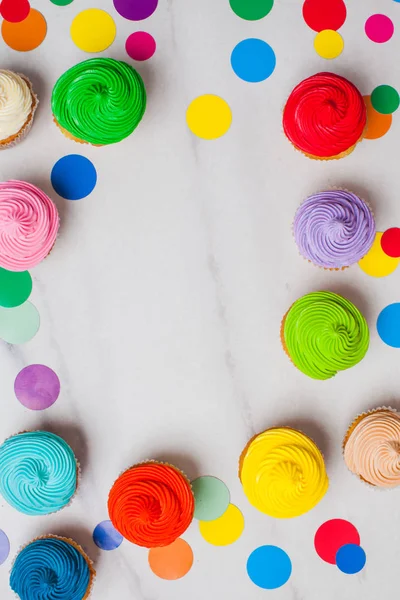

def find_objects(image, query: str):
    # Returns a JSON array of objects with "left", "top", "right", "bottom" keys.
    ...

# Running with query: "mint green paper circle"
[
  {"left": 0, "top": 268, "right": 32, "bottom": 308},
  {"left": 0, "top": 302, "right": 40, "bottom": 344},
  {"left": 192, "top": 476, "right": 230, "bottom": 521}
]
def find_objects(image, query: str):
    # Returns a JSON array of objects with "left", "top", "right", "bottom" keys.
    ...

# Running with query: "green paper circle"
[
  {"left": 229, "top": 0, "right": 274, "bottom": 20},
  {"left": 192, "top": 476, "right": 230, "bottom": 521},
  {"left": 371, "top": 85, "right": 400, "bottom": 115},
  {"left": 0, "top": 302, "right": 40, "bottom": 344},
  {"left": 50, "top": 0, "right": 74, "bottom": 5},
  {"left": 0, "top": 268, "right": 32, "bottom": 308}
]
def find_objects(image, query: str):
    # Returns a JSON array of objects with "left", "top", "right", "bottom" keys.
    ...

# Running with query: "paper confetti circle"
[
  {"left": 93, "top": 521, "right": 123, "bottom": 551},
  {"left": 113, "top": 0, "right": 158, "bottom": 21},
  {"left": 365, "top": 14, "right": 394, "bottom": 43},
  {"left": 70, "top": 9, "right": 116, "bottom": 53},
  {"left": 314, "top": 29, "right": 344, "bottom": 59},
  {"left": 302, "top": 0, "right": 346, "bottom": 33},
  {"left": 247, "top": 546, "right": 292, "bottom": 589},
  {"left": 2, "top": 9, "right": 47, "bottom": 51},
  {"left": 0, "top": 268, "right": 32, "bottom": 308},
  {"left": 186, "top": 95, "right": 232, "bottom": 140},
  {"left": 50, "top": 0, "right": 74, "bottom": 4},
  {"left": 0, "top": 530, "right": 10, "bottom": 565},
  {"left": 336, "top": 544, "right": 366, "bottom": 574},
  {"left": 51, "top": 155, "right": 97, "bottom": 201},
  {"left": 192, "top": 476, "right": 230, "bottom": 521},
  {"left": 314, "top": 519, "right": 360, "bottom": 564},
  {"left": 363, "top": 95, "right": 392, "bottom": 139},
  {"left": 381, "top": 228, "right": 400, "bottom": 257},
  {"left": 148, "top": 538, "right": 193, "bottom": 580},
  {"left": 371, "top": 85, "right": 400, "bottom": 115},
  {"left": 231, "top": 38, "right": 276, "bottom": 83},
  {"left": 0, "top": 302, "right": 40, "bottom": 344},
  {"left": 0, "top": 0, "right": 30, "bottom": 23},
  {"left": 199, "top": 504, "right": 244, "bottom": 546},
  {"left": 14, "top": 364, "right": 60, "bottom": 411},
  {"left": 358, "top": 232, "right": 400, "bottom": 278},
  {"left": 377, "top": 303, "right": 400, "bottom": 348},
  {"left": 125, "top": 31, "right": 156, "bottom": 61},
  {"left": 229, "top": 0, "right": 274, "bottom": 21}
]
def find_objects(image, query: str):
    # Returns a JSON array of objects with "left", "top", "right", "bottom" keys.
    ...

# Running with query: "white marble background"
[{"left": 1, "top": 0, "right": 400, "bottom": 598}]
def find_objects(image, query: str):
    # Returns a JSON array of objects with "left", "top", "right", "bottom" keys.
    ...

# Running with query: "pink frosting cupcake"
[{"left": 0, "top": 181, "right": 59, "bottom": 271}]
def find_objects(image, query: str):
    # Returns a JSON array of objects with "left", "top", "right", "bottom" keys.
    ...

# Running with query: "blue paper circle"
[
  {"left": 93, "top": 520, "right": 123, "bottom": 551},
  {"left": 51, "top": 154, "right": 97, "bottom": 200},
  {"left": 231, "top": 38, "right": 276, "bottom": 83},
  {"left": 377, "top": 303, "right": 400, "bottom": 347},
  {"left": 336, "top": 544, "right": 366, "bottom": 574},
  {"left": 247, "top": 545, "right": 292, "bottom": 589}
]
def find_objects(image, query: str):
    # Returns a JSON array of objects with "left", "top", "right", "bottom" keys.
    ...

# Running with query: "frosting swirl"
[
  {"left": 0, "top": 181, "right": 59, "bottom": 271},
  {"left": 10, "top": 537, "right": 91, "bottom": 600},
  {"left": 0, "top": 431, "right": 77, "bottom": 515},
  {"left": 283, "top": 291, "right": 369, "bottom": 380},
  {"left": 51, "top": 58, "right": 146, "bottom": 145},
  {"left": 283, "top": 72, "right": 366, "bottom": 158},
  {"left": 108, "top": 463, "right": 194, "bottom": 547},
  {"left": 240, "top": 428, "right": 328, "bottom": 518},
  {"left": 0, "top": 70, "right": 33, "bottom": 141},
  {"left": 294, "top": 190, "right": 375, "bottom": 268},
  {"left": 344, "top": 410, "right": 400, "bottom": 488}
]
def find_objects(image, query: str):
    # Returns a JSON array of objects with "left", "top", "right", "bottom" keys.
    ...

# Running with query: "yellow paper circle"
[
  {"left": 186, "top": 95, "right": 232, "bottom": 140},
  {"left": 314, "top": 30, "right": 344, "bottom": 60},
  {"left": 199, "top": 504, "right": 244, "bottom": 546},
  {"left": 70, "top": 9, "right": 116, "bottom": 53},
  {"left": 358, "top": 232, "right": 400, "bottom": 277}
]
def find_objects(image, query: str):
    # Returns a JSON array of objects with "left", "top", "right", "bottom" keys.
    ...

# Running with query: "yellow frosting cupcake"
[{"left": 239, "top": 427, "right": 328, "bottom": 518}]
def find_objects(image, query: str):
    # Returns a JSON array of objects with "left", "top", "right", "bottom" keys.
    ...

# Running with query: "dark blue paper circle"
[
  {"left": 93, "top": 520, "right": 123, "bottom": 551},
  {"left": 336, "top": 544, "right": 366, "bottom": 574},
  {"left": 51, "top": 154, "right": 97, "bottom": 200}
]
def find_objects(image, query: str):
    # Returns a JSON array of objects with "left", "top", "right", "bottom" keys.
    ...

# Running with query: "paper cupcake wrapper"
[
  {"left": 10, "top": 535, "right": 95, "bottom": 600},
  {"left": 292, "top": 187, "right": 375, "bottom": 270},
  {"left": 0, "top": 75, "right": 38, "bottom": 150},
  {"left": 342, "top": 406, "right": 399, "bottom": 490}
]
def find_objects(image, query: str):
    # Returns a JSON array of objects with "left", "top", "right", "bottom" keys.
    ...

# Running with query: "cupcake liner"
[
  {"left": 53, "top": 117, "right": 103, "bottom": 147},
  {"left": 292, "top": 187, "right": 375, "bottom": 270},
  {"left": 280, "top": 309, "right": 294, "bottom": 365},
  {"left": 0, "top": 75, "right": 38, "bottom": 150},
  {"left": 343, "top": 406, "right": 398, "bottom": 490}
]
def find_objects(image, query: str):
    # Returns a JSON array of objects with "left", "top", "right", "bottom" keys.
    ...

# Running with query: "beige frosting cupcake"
[
  {"left": 0, "top": 70, "right": 37, "bottom": 148},
  {"left": 343, "top": 408, "right": 400, "bottom": 488}
]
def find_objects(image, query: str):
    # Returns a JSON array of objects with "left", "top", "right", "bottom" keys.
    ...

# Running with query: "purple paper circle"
[
  {"left": 14, "top": 364, "right": 60, "bottom": 411},
  {"left": 0, "top": 530, "right": 10, "bottom": 565},
  {"left": 113, "top": 0, "right": 158, "bottom": 21}
]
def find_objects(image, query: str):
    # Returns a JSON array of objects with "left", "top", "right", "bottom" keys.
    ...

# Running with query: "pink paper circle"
[
  {"left": 125, "top": 31, "right": 156, "bottom": 60},
  {"left": 14, "top": 364, "right": 60, "bottom": 410},
  {"left": 365, "top": 14, "right": 394, "bottom": 43}
]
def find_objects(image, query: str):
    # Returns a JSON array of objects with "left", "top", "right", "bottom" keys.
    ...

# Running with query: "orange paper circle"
[
  {"left": 2, "top": 9, "right": 47, "bottom": 52},
  {"left": 364, "top": 95, "right": 392, "bottom": 140},
  {"left": 148, "top": 538, "right": 193, "bottom": 580}
]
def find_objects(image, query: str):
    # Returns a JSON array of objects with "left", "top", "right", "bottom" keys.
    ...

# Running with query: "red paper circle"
[
  {"left": 302, "top": 0, "right": 346, "bottom": 33},
  {"left": 381, "top": 228, "right": 400, "bottom": 258},
  {"left": 0, "top": 0, "right": 30, "bottom": 23},
  {"left": 314, "top": 519, "right": 360, "bottom": 564}
]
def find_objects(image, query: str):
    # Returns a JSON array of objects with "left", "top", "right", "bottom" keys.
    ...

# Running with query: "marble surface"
[{"left": 1, "top": 0, "right": 400, "bottom": 598}]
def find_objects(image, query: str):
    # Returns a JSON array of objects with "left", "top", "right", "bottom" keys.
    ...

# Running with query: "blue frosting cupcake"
[
  {"left": 10, "top": 536, "right": 94, "bottom": 600},
  {"left": 0, "top": 431, "right": 77, "bottom": 515}
]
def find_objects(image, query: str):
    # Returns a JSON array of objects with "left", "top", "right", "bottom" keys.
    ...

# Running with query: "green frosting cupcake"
[
  {"left": 51, "top": 58, "right": 146, "bottom": 145},
  {"left": 283, "top": 291, "right": 369, "bottom": 380}
]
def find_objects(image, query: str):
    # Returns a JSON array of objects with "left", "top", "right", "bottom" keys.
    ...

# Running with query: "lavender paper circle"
[
  {"left": 0, "top": 530, "right": 10, "bottom": 565},
  {"left": 113, "top": 0, "right": 158, "bottom": 21},
  {"left": 14, "top": 364, "right": 60, "bottom": 411}
]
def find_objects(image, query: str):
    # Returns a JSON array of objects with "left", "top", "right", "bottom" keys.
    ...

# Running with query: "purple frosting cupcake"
[{"left": 293, "top": 190, "right": 376, "bottom": 269}]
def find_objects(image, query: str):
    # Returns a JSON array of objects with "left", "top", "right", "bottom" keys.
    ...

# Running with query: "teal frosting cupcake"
[
  {"left": 0, "top": 431, "right": 77, "bottom": 515},
  {"left": 51, "top": 58, "right": 146, "bottom": 145}
]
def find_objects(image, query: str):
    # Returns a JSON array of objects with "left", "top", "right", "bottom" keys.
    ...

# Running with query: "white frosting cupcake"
[{"left": 0, "top": 70, "right": 37, "bottom": 147}]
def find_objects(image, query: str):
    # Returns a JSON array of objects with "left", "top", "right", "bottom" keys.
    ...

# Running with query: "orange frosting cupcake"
[{"left": 108, "top": 462, "right": 194, "bottom": 548}]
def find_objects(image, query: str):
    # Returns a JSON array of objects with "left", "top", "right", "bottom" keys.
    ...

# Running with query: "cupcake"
[
  {"left": 0, "top": 181, "right": 59, "bottom": 271},
  {"left": 294, "top": 190, "right": 376, "bottom": 269},
  {"left": 0, "top": 431, "right": 78, "bottom": 515},
  {"left": 108, "top": 462, "right": 194, "bottom": 547},
  {"left": 239, "top": 427, "right": 328, "bottom": 518},
  {"left": 281, "top": 291, "right": 369, "bottom": 380},
  {"left": 51, "top": 58, "right": 146, "bottom": 146},
  {"left": 343, "top": 408, "right": 400, "bottom": 488},
  {"left": 10, "top": 535, "right": 95, "bottom": 600},
  {"left": 0, "top": 70, "right": 38, "bottom": 149},
  {"left": 283, "top": 72, "right": 366, "bottom": 160}
]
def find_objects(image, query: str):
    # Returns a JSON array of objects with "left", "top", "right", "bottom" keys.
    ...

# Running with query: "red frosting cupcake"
[
  {"left": 108, "top": 462, "right": 194, "bottom": 548},
  {"left": 283, "top": 72, "right": 366, "bottom": 160}
]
